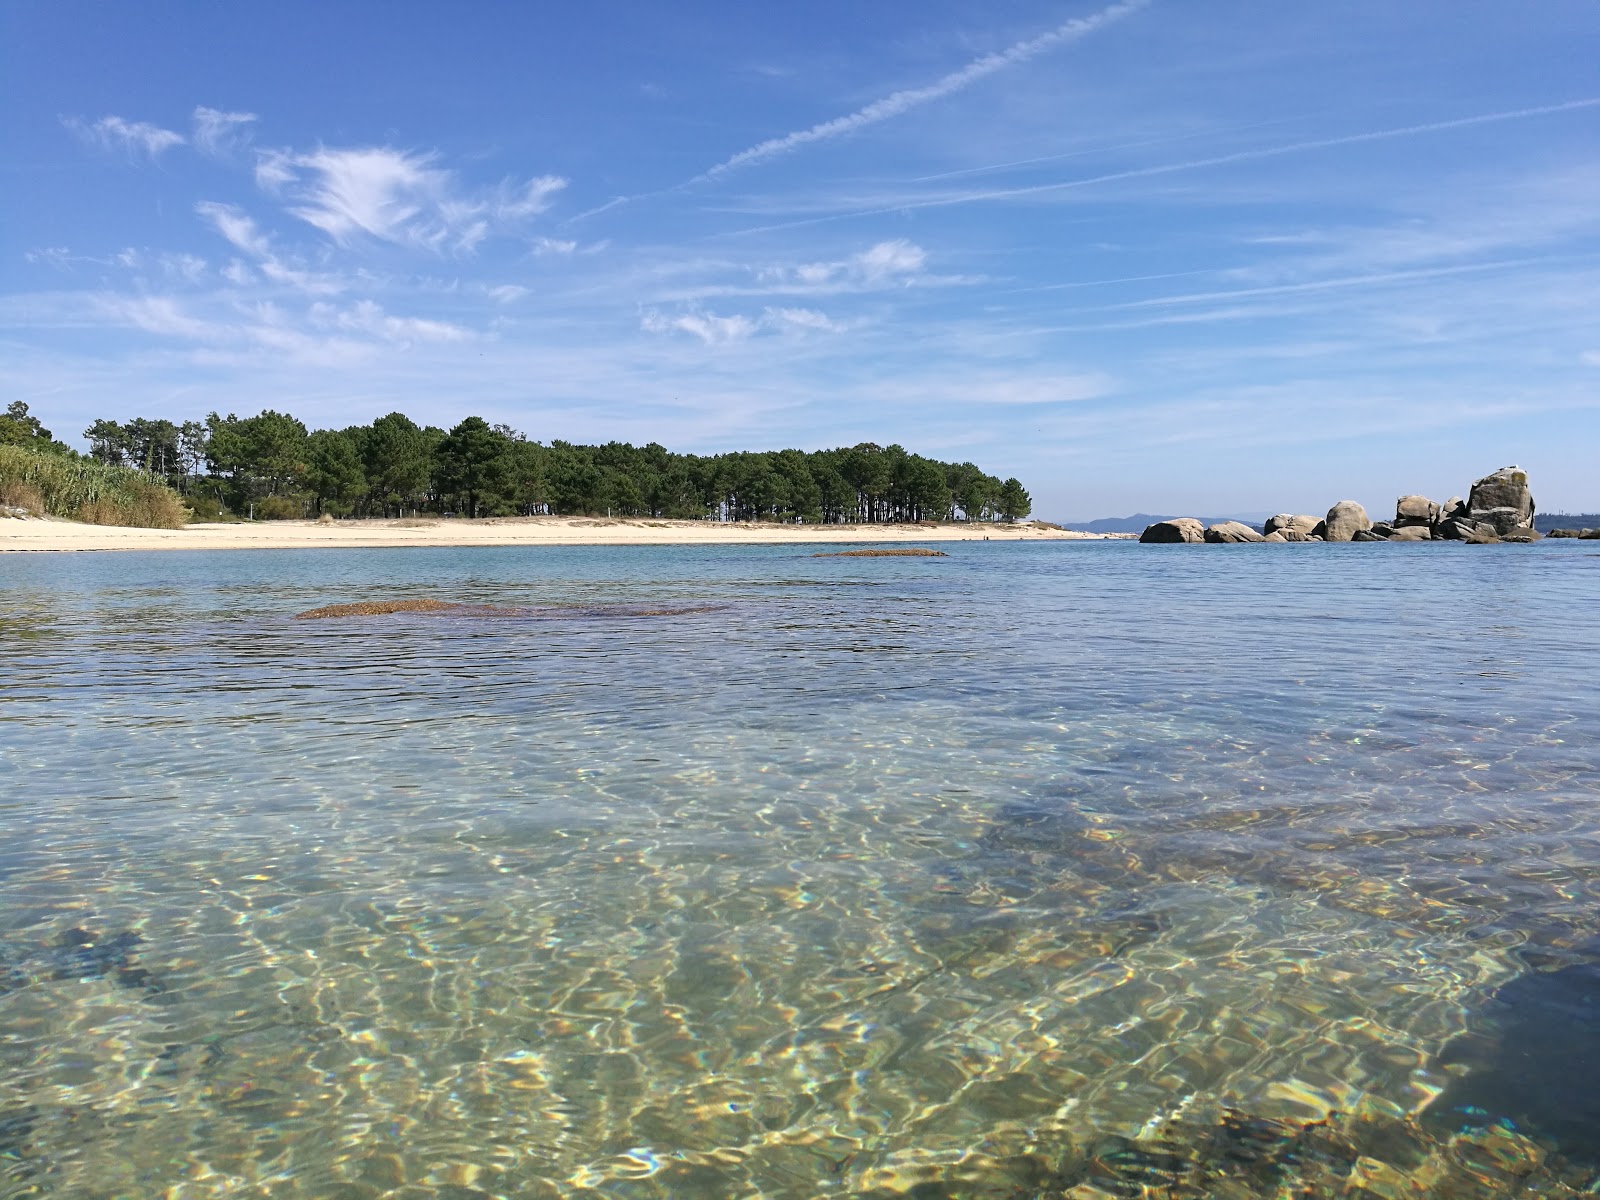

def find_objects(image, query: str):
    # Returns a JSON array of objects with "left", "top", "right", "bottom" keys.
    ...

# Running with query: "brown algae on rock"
[
  {"left": 811, "top": 547, "right": 948, "bottom": 558},
  {"left": 295, "top": 598, "right": 724, "bottom": 620},
  {"left": 296, "top": 598, "right": 472, "bottom": 619}
]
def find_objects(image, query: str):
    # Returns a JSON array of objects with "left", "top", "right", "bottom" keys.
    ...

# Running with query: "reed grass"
[{"left": 0, "top": 444, "right": 188, "bottom": 528}]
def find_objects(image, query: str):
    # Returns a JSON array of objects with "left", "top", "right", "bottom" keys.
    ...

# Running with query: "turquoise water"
[{"left": 2, "top": 541, "right": 1598, "bottom": 1198}]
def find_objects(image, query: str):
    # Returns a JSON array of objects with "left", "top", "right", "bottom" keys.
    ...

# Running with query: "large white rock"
[
  {"left": 1323, "top": 500, "right": 1372, "bottom": 543},
  {"left": 1264, "top": 514, "right": 1320, "bottom": 537},
  {"left": 1203, "top": 521, "right": 1265, "bottom": 543},
  {"left": 1139, "top": 518, "right": 1206, "bottom": 544}
]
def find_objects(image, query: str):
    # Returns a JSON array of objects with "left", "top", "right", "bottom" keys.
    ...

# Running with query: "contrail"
[
  {"left": 731, "top": 96, "right": 1600, "bottom": 233},
  {"left": 690, "top": 0, "right": 1150, "bottom": 184}
]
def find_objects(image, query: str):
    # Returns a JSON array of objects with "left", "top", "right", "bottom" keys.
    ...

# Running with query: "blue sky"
[{"left": 3, "top": 1, "right": 1597, "bottom": 519}]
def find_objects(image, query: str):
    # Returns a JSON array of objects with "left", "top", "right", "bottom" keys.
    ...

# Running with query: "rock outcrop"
[
  {"left": 1264, "top": 514, "right": 1320, "bottom": 537},
  {"left": 1139, "top": 518, "right": 1206, "bottom": 544},
  {"left": 1137, "top": 468, "right": 1545, "bottom": 548},
  {"left": 1466, "top": 466, "right": 1537, "bottom": 536},
  {"left": 1394, "top": 494, "right": 1438, "bottom": 529},
  {"left": 1203, "top": 521, "right": 1265, "bottom": 543},
  {"left": 1322, "top": 501, "right": 1372, "bottom": 543}
]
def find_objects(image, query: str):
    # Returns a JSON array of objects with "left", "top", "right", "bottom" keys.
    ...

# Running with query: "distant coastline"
[{"left": 0, "top": 514, "right": 1121, "bottom": 553}]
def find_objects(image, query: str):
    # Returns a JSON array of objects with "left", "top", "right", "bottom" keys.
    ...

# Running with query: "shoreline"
[{"left": 1, "top": 514, "right": 1120, "bottom": 553}]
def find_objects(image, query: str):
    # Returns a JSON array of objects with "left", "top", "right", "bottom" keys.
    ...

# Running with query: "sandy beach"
[{"left": 1, "top": 513, "right": 1113, "bottom": 552}]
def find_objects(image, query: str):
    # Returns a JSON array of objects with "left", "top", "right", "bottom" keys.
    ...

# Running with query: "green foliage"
[
  {"left": 436, "top": 417, "right": 513, "bottom": 517},
  {"left": 1, "top": 402, "right": 70, "bottom": 454},
  {"left": 255, "top": 493, "right": 307, "bottom": 520},
  {"left": 362, "top": 412, "right": 436, "bottom": 514},
  {"left": 207, "top": 410, "right": 308, "bottom": 497},
  {"left": 998, "top": 478, "right": 1032, "bottom": 522},
  {"left": 58, "top": 402, "right": 1028, "bottom": 524},
  {"left": 0, "top": 443, "right": 187, "bottom": 528},
  {"left": 305, "top": 428, "right": 368, "bottom": 514}
]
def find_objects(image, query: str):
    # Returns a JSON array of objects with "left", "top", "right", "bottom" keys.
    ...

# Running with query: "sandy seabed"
[{"left": 1, "top": 513, "right": 1115, "bottom": 553}]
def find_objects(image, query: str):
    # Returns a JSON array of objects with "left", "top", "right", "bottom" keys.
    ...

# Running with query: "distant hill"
[
  {"left": 1065, "top": 512, "right": 1272, "bottom": 534},
  {"left": 1536, "top": 512, "right": 1600, "bottom": 532}
]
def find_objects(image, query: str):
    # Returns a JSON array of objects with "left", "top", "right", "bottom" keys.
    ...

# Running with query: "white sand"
[{"left": 1, "top": 513, "right": 1116, "bottom": 553}]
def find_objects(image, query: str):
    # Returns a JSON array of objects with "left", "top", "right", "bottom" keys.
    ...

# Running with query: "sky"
[{"left": 3, "top": 1, "right": 1597, "bottom": 520}]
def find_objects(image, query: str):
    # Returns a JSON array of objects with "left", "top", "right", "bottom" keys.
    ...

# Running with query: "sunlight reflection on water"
[{"left": 1, "top": 541, "right": 1598, "bottom": 1197}]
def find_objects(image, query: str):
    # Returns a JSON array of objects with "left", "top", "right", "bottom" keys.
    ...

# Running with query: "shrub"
[
  {"left": 0, "top": 478, "right": 46, "bottom": 514},
  {"left": 255, "top": 493, "right": 307, "bottom": 520},
  {"left": 185, "top": 492, "right": 228, "bottom": 522},
  {"left": 0, "top": 444, "right": 188, "bottom": 529}
]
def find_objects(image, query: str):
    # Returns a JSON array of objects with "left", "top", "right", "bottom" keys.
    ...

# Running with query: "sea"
[{"left": 2, "top": 540, "right": 1597, "bottom": 1199}]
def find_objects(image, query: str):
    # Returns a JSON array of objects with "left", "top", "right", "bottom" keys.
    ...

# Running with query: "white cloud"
[
  {"left": 643, "top": 303, "right": 850, "bottom": 342},
  {"left": 762, "top": 96, "right": 1600, "bottom": 231},
  {"left": 764, "top": 306, "right": 845, "bottom": 332},
  {"left": 850, "top": 239, "right": 928, "bottom": 282},
  {"left": 309, "top": 299, "right": 473, "bottom": 344},
  {"left": 196, "top": 201, "right": 273, "bottom": 258},
  {"left": 65, "top": 115, "right": 185, "bottom": 160},
  {"left": 23, "top": 247, "right": 74, "bottom": 270},
  {"left": 690, "top": 0, "right": 1148, "bottom": 182},
  {"left": 100, "top": 295, "right": 219, "bottom": 340},
  {"left": 287, "top": 147, "right": 447, "bottom": 243},
  {"left": 641, "top": 308, "right": 758, "bottom": 344},
  {"left": 533, "top": 236, "right": 578, "bottom": 256},
  {"left": 250, "top": 146, "right": 569, "bottom": 253},
  {"left": 192, "top": 107, "right": 257, "bottom": 157},
  {"left": 487, "top": 284, "right": 530, "bottom": 303},
  {"left": 222, "top": 260, "right": 254, "bottom": 286},
  {"left": 498, "top": 176, "right": 568, "bottom": 219},
  {"left": 254, "top": 149, "right": 296, "bottom": 191},
  {"left": 194, "top": 201, "right": 346, "bottom": 295},
  {"left": 762, "top": 239, "right": 930, "bottom": 291}
]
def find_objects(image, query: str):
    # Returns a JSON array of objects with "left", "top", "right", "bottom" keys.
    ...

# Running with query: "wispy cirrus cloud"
[
  {"left": 733, "top": 95, "right": 1600, "bottom": 233},
  {"left": 192, "top": 106, "right": 257, "bottom": 157},
  {"left": 64, "top": 114, "right": 185, "bottom": 160},
  {"left": 689, "top": 0, "right": 1149, "bottom": 183},
  {"left": 308, "top": 299, "right": 472, "bottom": 344},
  {"left": 783, "top": 239, "right": 927, "bottom": 286},
  {"left": 194, "top": 201, "right": 347, "bottom": 294},
  {"left": 642, "top": 308, "right": 759, "bottom": 345},
  {"left": 252, "top": 145, "right": 567, "bottom": 253},
  {"left": 641, "top": 303, "right": 851, "bottom": 344}
]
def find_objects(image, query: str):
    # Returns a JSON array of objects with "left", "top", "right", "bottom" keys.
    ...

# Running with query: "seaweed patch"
[{"left": 295, "top": 598, "right": 726, "bottom": 620}]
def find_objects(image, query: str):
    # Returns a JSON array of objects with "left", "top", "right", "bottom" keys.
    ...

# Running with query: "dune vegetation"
[{"left": 0, "top": 443, "right": 188, "bottom": 529}]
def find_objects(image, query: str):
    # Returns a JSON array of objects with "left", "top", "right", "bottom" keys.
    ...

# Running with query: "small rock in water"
[{"left": 1426, "top": 960, "right": 1600, "bottom": 1164}]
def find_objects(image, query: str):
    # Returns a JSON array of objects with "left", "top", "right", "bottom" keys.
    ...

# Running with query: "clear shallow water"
[{"left": 1, "top": 541, "right": 1598, "bottom": 1198}]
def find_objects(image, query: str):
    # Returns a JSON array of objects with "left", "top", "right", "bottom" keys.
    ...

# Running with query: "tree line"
[{"left": 78, "top": 407, "right": 1032, "bottom": 523}]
